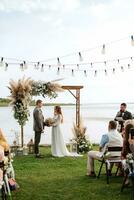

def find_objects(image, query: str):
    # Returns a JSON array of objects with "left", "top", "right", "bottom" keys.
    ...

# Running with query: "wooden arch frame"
[{"left": 62, "top": 86, "right": 83, "bottom": 128}]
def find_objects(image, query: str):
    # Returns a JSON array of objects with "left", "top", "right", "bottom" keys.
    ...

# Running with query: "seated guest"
[
  {"left": 121, "top": 120, "right": 134, "bottom": 159},
  {"left": 87, "top": 120, "right": 123, "bottom": 177},
  {"left": 0, "top": 145, "right": 4, "bottom": 182},
  {"left": 128, "top": 136, "right": 134, "bottom": 157},
  {"left": 0, "top": 145, "right": 4, "bottom": 162},
  {"left": 121, "top": 120, "right": 134, "bottom": 185},
  {"left": 0, "top": 128, "right": 10, "bottom": 152}
]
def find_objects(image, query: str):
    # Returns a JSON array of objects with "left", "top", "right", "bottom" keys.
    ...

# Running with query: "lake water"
[{"left": 0, "top": 103, "right": 134, "bottom": 145}]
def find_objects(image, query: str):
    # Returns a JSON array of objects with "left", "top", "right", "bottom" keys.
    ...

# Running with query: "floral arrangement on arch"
[
  {"left": 72, "top": 118, "right": 92, "bottom": 153},
  {"left": 8, "top": 77, "right": 63, "bottom": 127}
]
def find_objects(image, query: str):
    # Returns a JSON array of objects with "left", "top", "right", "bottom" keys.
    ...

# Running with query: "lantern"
[{"left": 69, "top": 139, "right": 77, "bottom": 153}]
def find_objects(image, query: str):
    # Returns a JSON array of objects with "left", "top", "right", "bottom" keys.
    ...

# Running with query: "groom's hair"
[{"left": 36, "top": 99, "right": 42, "bottom": 105}]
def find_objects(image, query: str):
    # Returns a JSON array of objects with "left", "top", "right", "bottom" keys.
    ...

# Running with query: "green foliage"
[
  {"left": 14, "top": 101, "right": 30, "bottom": 126},
  {"left": 32, "top": 81, "right": 58, "bottom": 99},
  {"left": 77, "top": 136, "right": 92, "bottom": 153},
  {"left": 0, "top": 98, "right": 10, "bottom": 106}
]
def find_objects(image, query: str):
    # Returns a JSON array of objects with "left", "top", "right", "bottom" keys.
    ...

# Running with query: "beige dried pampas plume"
[
  {"left": 8, "top": 77, "right": 33, "bottom": 106},
  {"left": 72, "top": 118, "right": 87, "bottom": 138},
  {"left": 49, "top": 82, "right": 64, "bottom": 92}
]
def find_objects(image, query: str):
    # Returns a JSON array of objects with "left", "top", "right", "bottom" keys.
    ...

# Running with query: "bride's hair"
[{"left": 55, "top": 106, "right": 63, "bottom": 123}]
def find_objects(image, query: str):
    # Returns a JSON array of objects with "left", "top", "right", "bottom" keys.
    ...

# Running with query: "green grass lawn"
[{"left": 12, "top": 147, "right": 131, "bottom": 200}]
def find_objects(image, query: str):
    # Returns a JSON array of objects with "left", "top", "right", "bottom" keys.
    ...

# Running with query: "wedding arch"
[{"left": 8, "top": 77, "right": 83, "bottom": 147}]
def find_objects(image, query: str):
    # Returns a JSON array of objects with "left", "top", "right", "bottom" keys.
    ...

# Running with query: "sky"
[{"left": 0, "top": 0, "right": 134, "bottom": 103}]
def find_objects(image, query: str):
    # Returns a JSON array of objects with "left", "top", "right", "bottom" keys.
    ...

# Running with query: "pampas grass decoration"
[
  {"left": 72, "top": 118, "right": 87, "bottom": 138},
  {"left": 8, "top": 77, "right": 33, "bottom": 107},
  {"left": 48, "top": 82, "right": 64, "bottom": 92}
]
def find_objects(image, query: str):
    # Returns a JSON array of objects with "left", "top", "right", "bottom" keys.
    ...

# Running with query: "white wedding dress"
[{"left": 51, "top": 114, "right": 81, "bottom": 157}]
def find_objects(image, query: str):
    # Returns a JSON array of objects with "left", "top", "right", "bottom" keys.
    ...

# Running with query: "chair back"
[{"left": 107, "top": 146, "right": 122, "bottom": 157}]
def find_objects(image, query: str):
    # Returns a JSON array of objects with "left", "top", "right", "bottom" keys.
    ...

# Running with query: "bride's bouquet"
[{"left": 44, "top": 118, "right": 54, "bottom": 127}]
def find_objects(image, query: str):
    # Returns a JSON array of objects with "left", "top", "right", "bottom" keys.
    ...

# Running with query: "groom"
[{"left": 33, "top": 99, "right": 44, "bottom": 158}]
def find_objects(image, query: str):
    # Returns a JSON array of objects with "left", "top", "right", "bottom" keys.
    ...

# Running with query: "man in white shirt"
[{"left": 87, "top": 120, "right": 123, "bottom": 177}]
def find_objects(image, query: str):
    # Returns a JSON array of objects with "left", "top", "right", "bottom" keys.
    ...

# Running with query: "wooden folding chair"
[{"left": 97, "top": 146, "right": 123, "bottom": 184}]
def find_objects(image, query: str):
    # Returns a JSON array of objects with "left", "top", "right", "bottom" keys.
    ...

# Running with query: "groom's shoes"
[{"left": 35, "top": 154, "right": 44, "bottom": 158}]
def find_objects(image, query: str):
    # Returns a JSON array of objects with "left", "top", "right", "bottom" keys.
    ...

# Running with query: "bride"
[{"left": 51, "top": 106, "right": 81, "bottom": 157}]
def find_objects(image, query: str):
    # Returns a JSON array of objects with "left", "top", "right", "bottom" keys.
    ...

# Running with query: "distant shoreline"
[
  {"left": 0, "top": 97, "right": 134, "bottom": 107},
  {"left": 0, "top": 102, "right": 75, "bottom": 107},
  {"left": 0, "top": 98, "right": 75, "bottom": 107},
  {"left": 0, "top": 103, "right": 75, "bottom": 107}
]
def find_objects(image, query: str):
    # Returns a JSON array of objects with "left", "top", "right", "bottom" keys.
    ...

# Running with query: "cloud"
[
  {"left": 0, "top": 0, "right": 80, "bottom": 13},
  {"left": 0, "top": 0, "right": 39, "bottom": 13}
]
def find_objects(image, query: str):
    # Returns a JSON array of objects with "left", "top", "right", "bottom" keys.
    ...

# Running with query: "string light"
[
  {"left": 121, "top": 66, "right": 124, "bottom": 72},
  {"left": 57, "top": 57, "right": 61, "bottom": 66},
  {"left": 131, "top": 35, "right": 134, "bottom": 46},
  {"left": 36, "top": 62, "right": 40, "bottom": 70},
  {"left": 20, "top": 63, "right": 24, "bottom": 71},
  {"left": 104, "top": 61, "right": 107, "bottom": 66},
  {"left": 0, "top": 59, "right": 132, "bottom": 77},
  {"left": 38, "top": 34, "right": 132, "bottom": 63},
  {"left": 0, "top": 55, "right": 133, "bottom": 70},
  {"left": 104, "top": 69, "right": 107, "bottom": 75},
  {"left": 0, "top": 57, "right": 4, "bottom": 67},
  {"left": 94, "top": 70, "right": 97, "bottom": 77},
  {"left": 0, "top": 33, "right": 134, "bottom": 77},
  {"left": 41, "top": 64, "right": 44, "bottom": 72},
  {"left": 128, "top": 64, "right": 130, "bottom": 69},
  {"left": 57, "top": 67, "right": 60, "bottom": 75},
  {"left": 72, "top": 69, "right": 74, "bottom": 76},
  {"left": 0, "top": 56, "right": 132, "bottom": 77},
  {"left": 112, "top": 68, "right": 115, "bottom": 74},
  {"left": 23, "top": 61, "right": 27, "bottom": 69},
  {"left": 79, "top": 52, "right": 83, "bottom": 62},
  {"left": 5, "top": 63, "right": 8, "bottom": 71},
  {"left": 0, "top": 33, "right": 133, "bottom": 65},
  {"left": 101, "top": 44, "right": 105, "bottom": 54},
  {"left": 84, "top": 70, "right": 87, "bottom": 77}
]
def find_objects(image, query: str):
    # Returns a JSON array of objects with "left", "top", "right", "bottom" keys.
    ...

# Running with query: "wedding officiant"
[{"left": 114, "top": 103, "right": 132, "bottom": 132}]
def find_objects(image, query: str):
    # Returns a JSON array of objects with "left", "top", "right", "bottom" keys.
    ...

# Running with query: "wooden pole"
[
  {"left": 76, "top": 89, "right": 80, "bottom": 128},
  {"left": 62, "top": 86, "right": 83, "bottom": 128},
  {"left": 21, "top": 125, "right": 24, "bottom": 147}
]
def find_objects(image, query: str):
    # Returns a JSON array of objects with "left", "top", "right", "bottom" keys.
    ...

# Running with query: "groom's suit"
[{"left": 33, "top": 107, "right": 44, "bottom": 155}]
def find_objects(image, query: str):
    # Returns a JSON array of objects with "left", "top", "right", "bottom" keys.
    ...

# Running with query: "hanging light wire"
[{"left": 0, "top": 33, "right": 133, "bottom": 64}]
